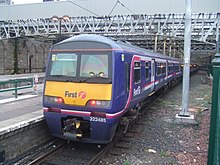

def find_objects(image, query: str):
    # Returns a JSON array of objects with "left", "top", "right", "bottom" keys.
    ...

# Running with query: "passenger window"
[
  {"left": 157, "top": 62, "right": 166, "bottom": 76},
  {"left": 157, "top": 63, "right": 162, "bottom": 76},
  {"left": 134, "top": 61, "right": 141, "bottom": 83},
  {"left": 168, "top": 63, "right": 174, "bottom": 72},
  {"left": 162, "top": 63, "right": 166, "bottom": 74},
  {"left": 175, "top": 64, "right": 180, "bottom": 72}
]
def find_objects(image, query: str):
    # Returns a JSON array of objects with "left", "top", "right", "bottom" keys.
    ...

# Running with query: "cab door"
[
  {"left": 133, "top": 60, "right": 141, "bottom": 98},
  {"left": 165, "top": 60, "right": 168, "bottom": 83},
  {"left": 150, "top": 59, "right": 155, "bottom": 93},
  {"left": 125, "top": 62, "right": 131, "bottom": 98}
]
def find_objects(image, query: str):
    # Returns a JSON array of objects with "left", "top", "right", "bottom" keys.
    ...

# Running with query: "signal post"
[
  {"left": 207, "top": 12, "right": 220, "bottom": 165},
  {"left": 207, "top": 52, "right": 220, "bottom": 165}
]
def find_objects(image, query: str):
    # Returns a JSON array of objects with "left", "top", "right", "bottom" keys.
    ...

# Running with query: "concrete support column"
[
  {"left": 40, "top": 45, "right": 46, "bottom": 72},
  {"left": 26, "top": 42, "right": 31, "bottom": 73},
  {"left": 169, "top": 39, "right": 172, "bottom": 57},
  {"left": 163, "top": 37, "right": 166, "bottom": 55},
  {"left": 13, "top": 38, "right": 19, "bottom": 74},
  {"left": 3, "top": 47, "right": 6, "bottom": 75},
  {"left": 179, "top": 0, "right": 192, "bottom": 117},
  {"left": 154, "top": 34, "right": 158, "bottom": 52},
  {"left": 175, "top": 0, "right": 196, "bottom": 124},
  {"left": 1, "top": 41, "right": 7, "bottom": 75}
]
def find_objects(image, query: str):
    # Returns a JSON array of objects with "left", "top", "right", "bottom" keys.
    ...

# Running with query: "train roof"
[{"left": 57, "top": 34, "right": 181, "bottom": 62}]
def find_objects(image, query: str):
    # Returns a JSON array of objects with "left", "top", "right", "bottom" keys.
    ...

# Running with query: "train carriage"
[{"left": 43, "top": 34, "right": 182, "bottom": 143}]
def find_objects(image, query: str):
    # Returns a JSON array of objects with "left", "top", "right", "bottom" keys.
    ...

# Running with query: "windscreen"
[
  {"left": 47, "top": 52, "right": 112, "bottom": 83},
  {"left": 80, "top": 54, "right": 108, "bottom": 78},
  {"left": 50, "top": 53, "right": 77, "bottom": 77}
]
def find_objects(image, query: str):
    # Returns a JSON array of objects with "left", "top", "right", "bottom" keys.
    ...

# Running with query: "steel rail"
[{"left": 27, "top": 141, "right": 67, "bottom": 165}]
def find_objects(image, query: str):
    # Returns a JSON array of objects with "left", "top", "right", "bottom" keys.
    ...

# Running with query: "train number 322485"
[{"left": 90, "top": 117, "right": 106, "bottom": 123}]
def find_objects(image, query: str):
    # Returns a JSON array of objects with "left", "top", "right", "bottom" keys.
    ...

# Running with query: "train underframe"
[{"left": 44, "top": 112, "right": 119, "bottom": 144}]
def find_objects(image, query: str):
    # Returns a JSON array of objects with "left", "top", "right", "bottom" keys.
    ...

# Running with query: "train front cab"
[{"left": 43, "top": 41, "right": 122, "bottom": 144}]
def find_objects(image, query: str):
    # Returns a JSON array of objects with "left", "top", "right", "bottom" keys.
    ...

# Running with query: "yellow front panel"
[{"left": 44, "top": 81, "right": 112, "bottom": 106}]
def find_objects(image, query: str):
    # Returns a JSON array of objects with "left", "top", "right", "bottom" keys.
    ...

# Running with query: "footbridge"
[{"left": 1, "top": 12, "right": 219, "bottom": 58}]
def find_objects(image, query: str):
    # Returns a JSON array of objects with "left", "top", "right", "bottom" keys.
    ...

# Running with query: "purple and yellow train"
[{"left": 43, "top": 34, "right": 184, "bottom": 143}]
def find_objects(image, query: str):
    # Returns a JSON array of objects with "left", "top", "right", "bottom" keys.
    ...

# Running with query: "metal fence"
[{"left": 0, "top": 78, "right": 34, "bottom": 98}]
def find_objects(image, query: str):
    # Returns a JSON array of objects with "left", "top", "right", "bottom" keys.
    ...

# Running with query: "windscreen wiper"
[
  {"left": 51, "top": 75, "right": 80, "bottom": 82},
  {"left": 51, "top": 75, "right": 67, "bottom": 78},
  {"left": 80, "top": 76, "right": 111, "bottom": 83}
]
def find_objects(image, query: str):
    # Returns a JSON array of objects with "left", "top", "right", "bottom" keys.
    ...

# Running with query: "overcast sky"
[
  {"left": 12, "top": 0, "right": 64, "bottom": 4},
  {"left": 13, "top": 0, "right": 42, "bottom": 4}
]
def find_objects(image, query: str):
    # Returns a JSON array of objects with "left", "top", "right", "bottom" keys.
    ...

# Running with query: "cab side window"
[
  {"left": 125, "top": 63, "right": 130, "bottom": 92},
  {"left": 145, "top": 61, "right": 149, "bottom": 80}
]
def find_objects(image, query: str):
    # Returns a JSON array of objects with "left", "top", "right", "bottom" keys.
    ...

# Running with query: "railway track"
[
  {"left": 23, "top": 141, "right": 107, "bottom": 165},
  {"left": 12, "top": 87, "right": 168, "bottom": 165},
  {"left": 23, "top": 135, "right": 133, "bottom": 165}
]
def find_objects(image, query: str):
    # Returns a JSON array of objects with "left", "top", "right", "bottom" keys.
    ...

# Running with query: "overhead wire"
[
  {"left": 67, "top": 0, "right": 99, "bottom": 17},
  {"left": 118, "top": 0, "right": 134, "bottom": 14},
  {"left": 108, "top": 0, "right": 119, "bottom": 17},
  {"left": 108, "top": 0, "right": 134, "bottom": 16}
]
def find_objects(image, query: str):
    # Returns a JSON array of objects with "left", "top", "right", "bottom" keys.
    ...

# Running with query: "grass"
[
  {"left": 156, "top": 98, "right": 180, "bottom": 108},
  {"left": 123, "top": 160, "right": 131, "bottom": 165},
  {"left": 160, "top": 151, "right": 170, "bottom": 158}
]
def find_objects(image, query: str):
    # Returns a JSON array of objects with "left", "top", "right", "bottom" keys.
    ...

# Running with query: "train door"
[
  {"left": 150, "top": 59, "right": 155, "bottom": 93},
  {"left": 165, "top": 60, "right": 168, "bottom": 83},
  {"left": 125, "top": 62, "right": 130, "bottom": 99},
  {"left": 133, "top": 60, "right": 141, "bottom": 98}
]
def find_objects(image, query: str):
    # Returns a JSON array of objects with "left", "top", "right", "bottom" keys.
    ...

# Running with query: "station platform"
[
  {"left": 0, "top": 73, "right": 45, "bottom": 82},
  {"left": 0, "top": 73, "right": 44, "bottom": 136}
]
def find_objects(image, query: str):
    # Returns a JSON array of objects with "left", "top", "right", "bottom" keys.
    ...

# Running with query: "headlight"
[
  {"left": 44, "top": 95, "right": 64, "bottom": 104},
  {"left": 86, "top": 100, "right": 110, "bottom": 108}
]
